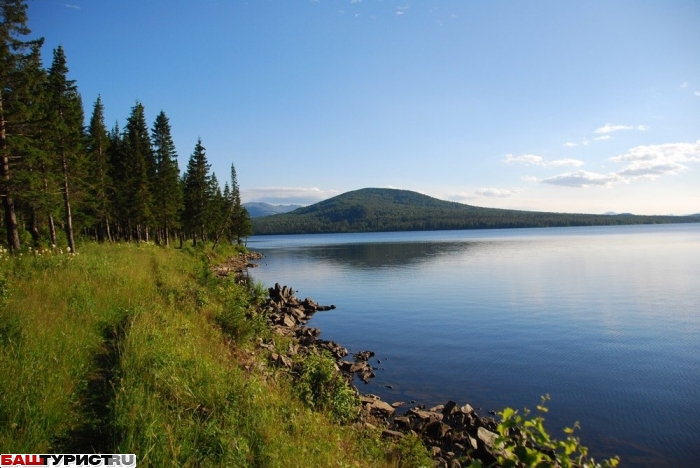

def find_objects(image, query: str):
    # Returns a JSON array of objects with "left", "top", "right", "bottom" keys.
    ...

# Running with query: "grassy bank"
[{"left": 0, "top": 243, "right": 424, "bottom": 467}]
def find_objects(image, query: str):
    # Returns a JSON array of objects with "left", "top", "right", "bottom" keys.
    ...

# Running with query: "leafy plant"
[
  {"left": 296, "top": 351, "right": 360, "bottom": 424},
  {"left": 483, "top": 395, "right": 620, "bottom": 468}
]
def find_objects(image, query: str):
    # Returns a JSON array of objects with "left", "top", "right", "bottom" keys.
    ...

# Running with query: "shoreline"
[
  {"left": 260, "top": 281, "right": 503, "bottom": 467},
  {"left": 221, "top": 253, "right": 504, "bottom": 467},
  {"left": 218, "top": 250, "right": 621, "bottom": 467}
]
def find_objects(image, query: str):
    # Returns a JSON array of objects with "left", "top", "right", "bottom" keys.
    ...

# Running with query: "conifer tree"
[
  {"left": 207, "top": 172, "right": 224, "bottom": 239},
  {"left": 46, "top": 45, "right": 84, "bottom": 254},
  {"left": 106, "top": 122, "right": 127, "bottom": 239},
  {"left": 0, "top": 0, "right": 43, "bottom": 251},
  {"left": 123, "top": 102, "right": 153, "bottom": 241},
  {"left": 150, "top": 110, "right": 182, "bottom": 246},
  {"left": 229, "top": 162, "right": 251, "bottom": 244},
  {"left": 182, "top": 138, "right": 211, "bottom": 246},
  {"left": 86, "top": 95, "right": 112, "bottom": 242},
  {"left": 11, "top": 37, "right": 52, "bottom": 246}
]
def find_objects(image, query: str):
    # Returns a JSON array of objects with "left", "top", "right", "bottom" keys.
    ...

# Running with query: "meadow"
[{"left": 0, "top": 242, "right": 426, "bottom": 467}]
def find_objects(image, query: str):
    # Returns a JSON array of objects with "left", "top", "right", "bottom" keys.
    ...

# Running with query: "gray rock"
[{"left": 477, "top": 427, "right": 498, "bottom": 448}]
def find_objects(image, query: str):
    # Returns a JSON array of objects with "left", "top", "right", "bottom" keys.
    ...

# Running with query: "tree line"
[{"left": 0, "top": 0, "right": 250, "bottom": 253}]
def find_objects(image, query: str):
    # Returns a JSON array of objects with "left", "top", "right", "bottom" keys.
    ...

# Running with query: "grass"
[{"left": 0, "top": 243, "right": 425, "bottom": 467}]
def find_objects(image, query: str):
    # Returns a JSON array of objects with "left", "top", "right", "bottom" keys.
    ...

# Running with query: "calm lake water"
[{"left": 247, "top": 224, "right": 700, "bottom": 467}]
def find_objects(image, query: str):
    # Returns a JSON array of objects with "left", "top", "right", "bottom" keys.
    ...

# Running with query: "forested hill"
[{"left": 251, "top": 188, "right": 700, "bottom": 235}]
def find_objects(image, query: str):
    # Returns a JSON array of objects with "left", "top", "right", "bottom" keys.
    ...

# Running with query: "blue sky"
[{"left": 28, "top": 0, "right": 700, "bottom": 214}]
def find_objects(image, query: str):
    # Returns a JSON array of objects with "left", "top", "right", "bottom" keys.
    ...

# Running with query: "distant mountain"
[
  {"left": 244, "top": 202, "right": 303, "bottom": 218},
  {"left": 251, "top": 188, "right": 700, "bottom": 235}
]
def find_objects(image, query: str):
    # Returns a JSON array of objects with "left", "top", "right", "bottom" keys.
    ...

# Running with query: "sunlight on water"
[{"left": 248, "top": 224, "right": 700, "bottom": 467}]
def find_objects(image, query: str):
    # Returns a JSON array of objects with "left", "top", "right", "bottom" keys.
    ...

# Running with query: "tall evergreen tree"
[
  {"left": 46, "top": 45, "right": 84, "bottom": 254},
  {"left": 182, "top": 138, "right": 211, "bottom": 246},
  {"left": 86, "top": 95, "right": 112, "bottom": 242},
  {"left": 11, "top": 37, "right": 52, "bottom": 246},
  {"left": 106, "top": 121, "right": 127, "bottom": 239},
  {"left": 0, "top": 0, "right": 42, "bottom": 251},
  {"left": 150, "top": 110, "right": 182, "bottom": 246},
  {"left": 123, "top": 102, "right": 153, "bottom": 241},
  {"left": 228, "top": 162, "right": 250, "bottom": 244}
]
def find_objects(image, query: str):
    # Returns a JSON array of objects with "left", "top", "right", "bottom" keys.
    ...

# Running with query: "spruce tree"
[
  {"left": 0, "top": 0, "right": 42, "bottom": 251},
  {"left": 86, "top": 95, "right": 112, "bottom": 242},
  {"left": 46, "top": 45, "right": 84, "bottom": 254},
  {"left": 12, "top": 37, "right": 52, "bottom": 246},
  {"left": 123, "top": 102, "right": 153, "bottom": 241},
  {"left": 151, "top": 111, "right": 182, "bottom": 246},
  {"left": 106, "top": 122, "right": 127, "bottom": 239},
  {"left": 182, "top": 138, "right": 211, "bottom": 246},
  {"left": 229, "top": 162, "right": 249, "bottom": 244}
]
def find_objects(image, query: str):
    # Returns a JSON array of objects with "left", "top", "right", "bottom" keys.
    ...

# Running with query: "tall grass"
[{"left": 0, "top": 243, "right": 414, "bottom": 467}]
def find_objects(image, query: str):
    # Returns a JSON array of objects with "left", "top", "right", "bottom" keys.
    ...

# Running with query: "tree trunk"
[
  {"left": 0, "top": 95, "right": 21, "bottom": 252},
  {"left": 48, "top": 214, "right": 57, "bottom": 246},
  {"left": 61, "top": 149, "right": 76, "bottom": 254},
  {"left": 29, "top": 207, "right": 40, "bottom": 245}
]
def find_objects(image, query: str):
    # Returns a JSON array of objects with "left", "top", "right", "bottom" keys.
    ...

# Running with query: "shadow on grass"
[{"left": 53, "top": 315, "right": 130, "bottom": 453}]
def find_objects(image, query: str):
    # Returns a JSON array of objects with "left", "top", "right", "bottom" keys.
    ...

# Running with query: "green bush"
[
  {"left": 472, "top": 395, "right": 620, "bottom": 468},
  {"left": 296, "top": 351, "right": 360, "bottom": 424}
]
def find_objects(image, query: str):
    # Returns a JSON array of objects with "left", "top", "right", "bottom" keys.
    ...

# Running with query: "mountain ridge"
[
  {"left": 251, "top": 188, "right": 700, "bottom": 235},
  {"left": 244, "top": 202, "right": 303, "bottom": 218}
]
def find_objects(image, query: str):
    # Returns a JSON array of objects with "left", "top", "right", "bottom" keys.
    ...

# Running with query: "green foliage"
[
  {"left": 151, "top": 110, "right": 183, "bottom": 241},
  {"left": 0, "top": 243, "right": 396, "bottom": 466},
  {"left": 490, "top": 395, "right": 620, "bottom": 468},
  {"left": 252, "top": 188, "right": 700, "bottom": 235},
  {"left": 296, "top": 351, "right": 360, "bottom": 424},
  {"left": 182, "top": 138, "right": 212, "bottom": 245},
  {"left": 393, "top": 432, "right": 433, "bottom": 468},
  {"left": 123, "top": 102, "right": 154, "bottom": 237}
]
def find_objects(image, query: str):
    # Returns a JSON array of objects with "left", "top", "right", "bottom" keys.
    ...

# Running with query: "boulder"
[
  {"left": 353, "top": 350, "right": 375, "bottom": 361},
  {"left": 476, "top": 427, "right": 498, "bottom": 448},
  {"left": 426, "top": 420, "right": 452, "bottom": 441}
]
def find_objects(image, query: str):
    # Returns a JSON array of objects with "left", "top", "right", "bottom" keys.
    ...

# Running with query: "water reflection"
[
  {"left": 264, "top": 241, "right": 486, "bottom": 270},
  {"left": 249, "top": 225, "right": 700, "bottom": 468}
]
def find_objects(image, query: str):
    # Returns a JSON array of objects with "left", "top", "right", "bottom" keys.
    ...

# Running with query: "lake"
[{"left": 247, "top": 223, "right": 700, "bottom": 467}]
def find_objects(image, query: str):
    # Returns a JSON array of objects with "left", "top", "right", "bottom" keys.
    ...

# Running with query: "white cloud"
[
  {"left": 610, "top": 140, "right": 700, "bottom": 164},
  {"left": 541, "top": 171, "right": 625, "bottom": 188},
  {"left": 681, "top": 82, "right": 689, "bottom": 88},
  {"left": 540, "top": 140, "right": 700, "bottom": 188},
  {"left": 695, "top": 91, "right": 700, "bottom": 97},
  {"left": 594, "top": 123, "right": 634, "bottom": 134},
  {"left": 242, "top": 187, "right": 339, "bottom": 205},
  {"left": 549, "top": 158, "right": 585, "bottom": 167},
  {"left": 563, "top": 142, "right": 578, "bottom": 147},
  {"left": 638, "top": 125, "right": 650, "bottom": 131},
  {"left": 64, "top": 3, "right": 80, "bottom": 9},
  {"left": 396, "top": 5, "right": 409, "bottom": 15},
  {"left": 474, "top": 187, "right": 521, "bottom": 198},
  {"left": 505, "top": 154, "right": 544, "bottom": 165},
  {"left": 617, "top": 163, "right": 686, "bottom": 179},
  {"left": 521, "top": 176, "right": 540, "bottom": 183},
  {"left": 351, "top": 0, "right": 362, "bottom": 3},
  {"left": 594, "top": 135, "right": 612, "bottom": 141},
  {"left": 505, "top": 154, "right": 583, "bottom": 167}
]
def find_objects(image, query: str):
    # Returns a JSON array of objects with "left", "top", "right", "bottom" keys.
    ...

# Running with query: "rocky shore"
[
  {"left": 215, "top": 251, "right": 620, "bottom": 468},
  {"left": 214, "top": 252, "right": 504, "bottom": 466},
  {"left": 212, "top": 251, "right": 263, "bottom": 282},
  {"left": 258, "top": 281, "right": 503, "bottom": 467}
]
